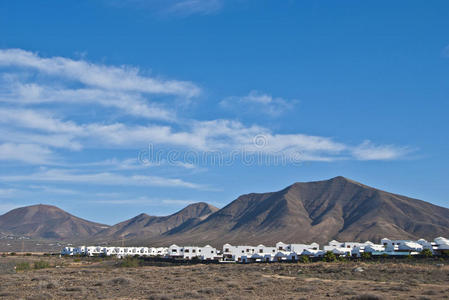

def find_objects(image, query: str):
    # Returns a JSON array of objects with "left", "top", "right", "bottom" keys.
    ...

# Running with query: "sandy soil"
[{"left": 0, "top": 256, "right": 448, "bottom": 299}]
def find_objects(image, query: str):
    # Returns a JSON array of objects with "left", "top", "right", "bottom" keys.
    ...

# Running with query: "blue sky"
[{"left": 0, "top": 0, "right": 448, "bottom": 224}]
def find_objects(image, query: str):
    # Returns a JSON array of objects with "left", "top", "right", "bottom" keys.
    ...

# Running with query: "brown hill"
[
  {"left": 145, "top": 176, "right": 449, "bottom": 246},
  {"left": 95, "top": 202, "right": 218, "bottom": 242},
  {"left": 0, "top": 204, "right": 109, "bottom": 240}
]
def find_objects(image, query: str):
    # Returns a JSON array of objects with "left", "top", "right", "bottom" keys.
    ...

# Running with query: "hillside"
[
  {"left": 145, "top": 176, "right": 449, "bottom": 246},
  {"left": 0, "top": 204, "right": 109, "bottom": 240},
  {"left": 2, "top": 177, "right": 448, "bottom": 247},
  {"left": 94, "top": 202, "right": 218, "bottom": 242}
]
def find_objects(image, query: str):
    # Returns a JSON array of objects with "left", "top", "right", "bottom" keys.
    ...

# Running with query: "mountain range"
[{"left": 1, "top": 176, "right": 448, "bottom": 246}]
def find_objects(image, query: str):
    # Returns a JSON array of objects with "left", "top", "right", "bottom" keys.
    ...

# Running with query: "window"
[
  {"left": 259, "top": 249, "right": 263, "bottom": 253},
  {"left": 192, "top": 249, "right": 196, "bottom": 253},
  {"left": 172, "top": 249, "right": 177, "bottom": 253},
  {"left": 185, "top": 249, "right": 189, "bottom": 253},
  {"left": 225, "top": 248, "right": 229, "bottom": 252}
]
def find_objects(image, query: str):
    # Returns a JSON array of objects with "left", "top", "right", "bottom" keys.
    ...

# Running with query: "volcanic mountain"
[
  {"left": 1, "top": 177, "right": 448, "bottom": 246},
  {"left": 147, "top": 176, "right": 449, "bottom": 246},
  {"left": 95, "top": 202, "right": 218, "bottom": 242},
  {"left": 0, "top": 204, "right": 109, "bottom": 240}
]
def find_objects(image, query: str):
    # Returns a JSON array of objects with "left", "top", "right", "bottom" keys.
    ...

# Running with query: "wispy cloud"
[
  {"left": 0, "top": 168, "right": 205, "bottom": 189},
  {"left": 352, "top": 140, "right": 412, "bottom": 161},
  {"left": 0, "top": 143, "right": 55, "bottom": 164},
  {"left": 0, "top": 48, "right": 412, "bottom": 172},
  {"left": 0, "top": 49, "right": 201, "bottom": 97},
  {"left": 220, "top": 90, "right": 298, "bottom": 117},
  {"left": 0, "top": 82, "right": 175, "bottom": 121}
]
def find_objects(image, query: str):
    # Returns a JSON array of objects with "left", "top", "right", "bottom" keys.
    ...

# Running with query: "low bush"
[
  {"left": 361, "top": 252, "right": 372, "bottom": 260},
  {"left": 299, "top": 255, "right": 309, "bottom": 263},
  {"left": 119, "top": 256, "right": 141, "bottom": 268},
  {"left": 323, "top": 251, "right": 337, "bottom": 262},
  {"left": 420, "top": 249, "right": 433, "bottom": 258},
  {"left": 34, "top": 261, "right": 51, "bottom": 270},
  {"left": 15, "top": 262, "right": 31, "bottom": 271},
  {"left": 9, "top": 252, "right": 16, "bottom": 256}
]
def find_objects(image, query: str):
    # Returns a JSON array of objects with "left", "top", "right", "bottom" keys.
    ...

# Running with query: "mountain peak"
[{"left": 0, "top": 204, "right": 108, "bottom": 240}]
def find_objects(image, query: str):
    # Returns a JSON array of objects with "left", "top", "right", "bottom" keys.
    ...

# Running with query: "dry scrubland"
[{"left": 0, "top": 256, "right": 448, "bottom": 300}]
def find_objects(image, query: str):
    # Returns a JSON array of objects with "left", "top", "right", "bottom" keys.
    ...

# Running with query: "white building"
[
  {"left": 381, "top": 238, "right": 423, "bottom": 253},
  {"left": 168, "top": 244, "right": 184, "bottom": 258},
  {"left": 276, "top": 242, "right": 320, "bottom": 255},
  {"left": 199, "top": 245, "right": 221, "bottom": 260},
  {"left": 324, "top": 240, "right": 375, "bottom": 257},
  {"left": 222, "top": 244, "right": 256, "bottom": 262}
]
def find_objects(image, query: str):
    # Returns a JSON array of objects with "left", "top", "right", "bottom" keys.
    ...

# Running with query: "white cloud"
[
  {"left": 0, "top": 82, "right": 175, "bottom": 121},
  {"left": 220, "top": 90, "right": 297, "bottom": 117},
  {"left": 0, "top": 106, "right": 410, "bottom": 162},
  {"left": 352, "top": 140, "right": 412, "bottom": 161},
  {"left": 0, "top": 168, "right": 205, "bottom": 189},
  {"left": 0, "top": 49, "right": 412, "bottom": 167},
  {"left": 0, "top": 49, "right": 201, "bottom": 97},
  {"left": 0, "top": 143, "right": 55, "bottom": 164}
]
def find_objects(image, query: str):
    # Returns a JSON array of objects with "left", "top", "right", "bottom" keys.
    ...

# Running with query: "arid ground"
[{"left": 0, "top": 255, "right": 448, "bottom": 300}]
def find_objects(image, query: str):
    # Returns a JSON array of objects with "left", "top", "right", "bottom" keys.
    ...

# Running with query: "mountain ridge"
[{"left": 1, "top": 177, "right": 448, "bottom": 246}]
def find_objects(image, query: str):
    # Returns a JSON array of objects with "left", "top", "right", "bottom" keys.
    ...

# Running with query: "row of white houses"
[{"left": 61, "top": 237, "right": 449, "bottom": 262}]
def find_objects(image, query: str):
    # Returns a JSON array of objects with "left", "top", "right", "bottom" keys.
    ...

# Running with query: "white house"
[
  {"left": 276, "top": 242, "right": 320, "bottom": 255},
  {"left": 199, "top": 245, "right": 220, "bottom": 260},
  {"left": 182, "top": 246, "right": 200, "bottom": 259},
  {"left": 324, "top": 240, "right": 375, "bottom": 257},
  {"left": 434, "top": 237, "right": 449, "bottom": 250},
  {"left": 168, "top": 244, "right": 184, "bottom": 258},
  {"left": 381, "top": 238, "right": 423, "bottom": 253},
  {"left": 222, "top": 244, "right": 256, "bottom": 262}
]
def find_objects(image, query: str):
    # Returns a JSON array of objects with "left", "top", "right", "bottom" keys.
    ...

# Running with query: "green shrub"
[
  {"left": 420, "top": 249, "right": 433, "bottom": 258},
  {"left": 119, "top": 257, "right": 141, "bottom": 268},
  {"left": 16, "top": 262, "right": 31, "bottom": 271},
  {"left": 34, "top": 260, "right": 51, "bottom": 269},
  {"left": 73, "top": 258, "right": 81, "bottom": 262},
  {"left": 323, "top": 251, "right": 337, "bottom": 262},
  {"left": 10, "top": 252, "right": 16, "bottom": 256},
  {"left": 361, "top": 252, "right": 372, "bottom": 260},
  {"left": 299, "top": 255, "right": 309, "bottom": 263},
  {"left": 25, "top": 253, "right": 32, "bottom": 256},
  {"left": 338, "top": 255, "right": 348, "bottom": 262}
]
